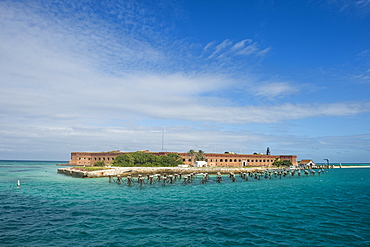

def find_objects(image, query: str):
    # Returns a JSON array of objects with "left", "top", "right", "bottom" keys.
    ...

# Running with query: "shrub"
[{"left": 94, "top": 161, "right": 105, "bottom": 167}]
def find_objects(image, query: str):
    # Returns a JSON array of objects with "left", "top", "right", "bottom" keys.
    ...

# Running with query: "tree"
[
  {"left": 281, "top": 160, "right": 292, "bottom": 167},
  {"left": 112, "top": 154, "right": 134, "bottom": 167},
  {"left": 272, "top": 159, "right": 292, "bottom": 168},
  {"left": 272, "top": 158, "right": 282, "bottom": 168},
  {"left": 130, "top": 152, "right": 154, "bottom": 166},
  {"left": 111, "top": 152, "right": 183, "bottom": 167},
  {"left": 187, "top": 149, "right": 196, "bottom": 164},
  {"left": 94, "top": 161, "right": 105, "bottom": 167},
  {"left": 272, "top": 160, "right": 282, "bottom": 168},
  {"left": 167, "top": 153, "right": 183, "bottom": 165},
  {"left": 157, "top": 153, "right": 183, "bottom": 167},
  {"left": 195, "top": 150, "right": 205, "bottom": 161}
]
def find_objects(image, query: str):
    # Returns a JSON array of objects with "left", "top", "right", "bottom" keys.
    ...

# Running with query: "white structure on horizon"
[{"left": 298, "top": 159, "right": 316, "bottom": 168}]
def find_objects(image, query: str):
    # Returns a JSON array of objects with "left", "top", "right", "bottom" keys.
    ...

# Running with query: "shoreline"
[
  {"left": 58, "top": 165, "right": 370, "bottom": 178},
  {"left": 58, "top": 166, "right": 267, "bottom": 178}
]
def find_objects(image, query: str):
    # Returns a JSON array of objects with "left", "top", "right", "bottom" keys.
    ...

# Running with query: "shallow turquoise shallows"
[{"left": 1, "top": 161, "right": 369, "bottom": 246}]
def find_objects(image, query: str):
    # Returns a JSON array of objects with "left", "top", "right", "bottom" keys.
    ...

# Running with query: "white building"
[
  {"left": 298, "top": 159, "right": 316, "bottom": 168},
  {"left": 194, "top": 161, "right": 207, "bottom": 167}
]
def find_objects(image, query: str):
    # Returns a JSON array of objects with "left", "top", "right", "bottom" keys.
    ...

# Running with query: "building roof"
[{"left": 298, "top": 159, "right": 314, "bottom": 164}]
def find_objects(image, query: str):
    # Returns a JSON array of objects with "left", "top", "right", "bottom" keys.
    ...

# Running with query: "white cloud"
[
  {"left": 206, "top": 39, "right": 233, "bottom": 59},
  {"left": 1, "top": 1, "right": 370, "bottom": 161},
  {"left": 1, "top": 120, "right": 369, "bottom": 162},
  {"left": 202, "top": 39, "right": 270, "bottom": 60},
  {"left": 1, "top": 1, "right": 370, "bottom": 128},
  {"left": 251, "top": 82, "right": 299, "bottom": 98},
  {"left": 231, "top": 39, "right": 253, "bottom": 50}
]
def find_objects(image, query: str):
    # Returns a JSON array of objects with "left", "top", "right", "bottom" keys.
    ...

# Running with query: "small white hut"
[
  {"left": 298, "top": 159, "right": 316, "bottom": 168},
  {"left": 194, "top": 161, "right": 207, "bottom": 167}
]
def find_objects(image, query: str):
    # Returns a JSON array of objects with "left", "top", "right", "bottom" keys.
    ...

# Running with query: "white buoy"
[{"left": 17, "top": 180, "right": 21, "bottom": 187}]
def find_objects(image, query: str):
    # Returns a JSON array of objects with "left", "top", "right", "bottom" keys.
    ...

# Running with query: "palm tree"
[
  {"left": 272, "top": 157, "right": 281, "bottom": 168},
  {"left": 187, "top": 149, "right": 196, "bottom": 165},
  {"left": 196, "top": 150, "right": 205, "bottom": 161}
]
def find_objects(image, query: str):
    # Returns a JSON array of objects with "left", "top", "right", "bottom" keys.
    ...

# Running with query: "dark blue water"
[{"left": 1, "top": 161, "right": 369, "bottom": 246}]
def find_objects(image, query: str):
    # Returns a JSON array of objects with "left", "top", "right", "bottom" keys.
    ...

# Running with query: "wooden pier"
[{"left": 106, "top": 168, "right": 328, "bottom": 186}]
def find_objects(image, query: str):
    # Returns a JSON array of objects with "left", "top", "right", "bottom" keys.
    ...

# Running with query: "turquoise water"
[
  {"left": 318, "top": 163, "right": 370, "bottom": 167},
  {"left": 1, "top": 161, "right": 369, "bottom": 246}
]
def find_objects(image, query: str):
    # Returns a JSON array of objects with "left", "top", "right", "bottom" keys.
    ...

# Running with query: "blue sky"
[{"left": 1, "top": 0, "right": 370, "bottom": 162}]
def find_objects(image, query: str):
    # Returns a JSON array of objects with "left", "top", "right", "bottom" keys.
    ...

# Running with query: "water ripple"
[{"left": 1, "top": 163, "right": 370, "bottom": 246}]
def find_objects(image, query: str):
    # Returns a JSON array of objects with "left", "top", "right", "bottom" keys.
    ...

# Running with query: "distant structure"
[
  {"left": 194, "top": 161, "right": 207, "bottom": 167},
  {"left": 298, "top": 159, "right": 316, "bottom": 168},
  {"left": 68, "top": 150, "right": 297, "bottom": 167},
  {"left": 266, "top": 147, "right": 271, "bottom": 155}
]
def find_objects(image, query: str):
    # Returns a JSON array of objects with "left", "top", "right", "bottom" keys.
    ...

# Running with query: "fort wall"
[{"left": 69, "top": 151, "right": 297, "bottom": 167}]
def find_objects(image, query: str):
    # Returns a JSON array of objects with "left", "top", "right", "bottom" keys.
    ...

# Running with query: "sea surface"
[{"left": 0, "top": 160, "right": 369, "bottom": 246}]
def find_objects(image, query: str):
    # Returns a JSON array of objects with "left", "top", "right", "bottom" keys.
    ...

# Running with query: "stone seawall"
[{"left": 57, "top": 166, "right": 265, "bottom": 178}]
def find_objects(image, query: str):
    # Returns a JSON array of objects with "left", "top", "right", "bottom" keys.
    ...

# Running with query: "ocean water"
[{"left": 0, "top": 161, "right": 369, "bottom": 246}]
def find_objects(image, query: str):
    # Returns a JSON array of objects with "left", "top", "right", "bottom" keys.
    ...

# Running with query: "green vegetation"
[
  {"left": 195, "top": 150, "right": 205, "bottom": 161},
  {"left": 272, "top": 159, "right": 293, "bottom": 168},
  {"left": 93, "top": 161, "right": 105, "bottom": 167},
  {"left": 111, "top": 151, "right": 183, "bottom": 167},
  {"left": 187, "top": 149, "right": 205, "bottom": 163}
]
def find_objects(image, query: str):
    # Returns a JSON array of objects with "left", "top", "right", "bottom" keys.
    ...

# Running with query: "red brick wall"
[{"left": 69, "top": 151, "right": 297, "bottom": 167}]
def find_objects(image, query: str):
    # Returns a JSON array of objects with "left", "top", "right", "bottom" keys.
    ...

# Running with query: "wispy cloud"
[
  {"left": 250, "top": 82, "right": 299, "bottom": 99},
  {"left": 1, "top": 0, "right": 370, "bottom": 160},
  {"left": 321, "top": 0, "right": 370, "bottom": 14},
  {"left": 202, "top": 39, "right": 270, "bottom": 60},
  {"left": 205, "top": 39, "right": 233, "bottom": 59},
  {"left": 356, "top": 0, "right": 370, "bottom": 8},
  {"left": 1, "top": 0, "right": 370, "bottom": 126}
]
